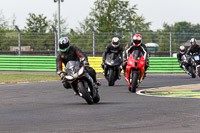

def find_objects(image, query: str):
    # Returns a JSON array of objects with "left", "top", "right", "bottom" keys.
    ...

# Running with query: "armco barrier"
[{"left": 0, "top": 55, "right": 184, "bottom": 73}]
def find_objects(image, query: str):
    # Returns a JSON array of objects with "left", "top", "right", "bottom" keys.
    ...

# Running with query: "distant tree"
[
  {"left": 10, "top": 14, "right": 17, "bottom": 30},
  {"left": 79, "top": 0, "right": 151, "bottom": 33},
  {"left": 0, "top": 10, "right": 8, "bottom": 30},
  {"left": 24, "top": 13, "right": 48, "bottom": 33},
  {"left": 48, "top": 12, "right": 68, "bottom": 34}
]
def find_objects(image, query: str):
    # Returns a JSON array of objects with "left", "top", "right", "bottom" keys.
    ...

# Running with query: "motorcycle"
[
  {"left": 125, "top": 46, "right": 146, "bottom": 93},
  {"left": 103, "top": 53, "right": 122, "bottom": 86},
  {"left": 193, "top": 53, "right": 200, "bottom": 77},
  {"left": 61, "top": 60, "right": 100, "bottom": 104},
  {"left": 181, "top": 54, "right": 196, "bottom": 78}
]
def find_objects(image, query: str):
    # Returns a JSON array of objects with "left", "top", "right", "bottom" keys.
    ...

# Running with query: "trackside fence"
[{"left": 0, "top": 55, "right": 184, "bottom": 73}]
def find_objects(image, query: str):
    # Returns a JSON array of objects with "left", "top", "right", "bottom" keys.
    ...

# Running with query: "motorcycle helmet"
[
  {"left": 179, "top": 45, "right": 186, "bottom": 54},
  {"left": 111, "top": 37, "right": 120, "bottom": 48},
  {"left": 58, "top": 37, "right": 70, "bottom": 52},
  {"left": 132, "top": 34, "right": 142, "bottom": 46},
  {"left": 190, "top": 38, "right": 197, "bottom": 45}
]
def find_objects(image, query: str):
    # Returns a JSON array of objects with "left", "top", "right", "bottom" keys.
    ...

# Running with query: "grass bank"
[{"left": 0, "top": 73, "right": 60, "bottom": 84}]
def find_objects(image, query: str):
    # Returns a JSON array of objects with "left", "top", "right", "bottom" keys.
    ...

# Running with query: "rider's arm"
[
  {"left": 74, "top": 46, "right": 88, "bottom": 61},
  {"left": 123, "top": 43, "right": 132, "bottom": 61},
  {"left": 140, "top": 45, "right": 147, "bottom": 60},
  {"left": 177, "top": 52, "right": 182, "bottom": 62},
  {"left": 102, "top": 45, "right": 110, "bottom": 62},
  {"left": 186, "top": 46, "right": 192, "bottom": 55},
  {"left": 119, "top": 46, "right": 123, "bottom": 59}
]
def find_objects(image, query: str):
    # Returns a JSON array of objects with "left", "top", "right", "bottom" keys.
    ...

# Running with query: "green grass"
[{"left": 0, "top": 73, "right": 60, "bottom": 83}]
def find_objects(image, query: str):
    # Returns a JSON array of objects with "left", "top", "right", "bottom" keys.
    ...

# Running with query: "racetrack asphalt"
[{"left": 0, "top": 73, "right": 200, "bottom": 132}]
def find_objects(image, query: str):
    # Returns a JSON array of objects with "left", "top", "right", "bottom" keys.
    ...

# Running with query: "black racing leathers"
[
  {"left": 102, "top": 44, "right": 123, "bottom": 77},
  {"left": 102, "top": 44, "right": 123, "bottom": 62},
  {"left": 56, "top": 46, "right": 97, "bottom": 83},
  {"left": 177, "top": 51, "right": 185, "bottom": 68},
  {"left": 187, "top": 44, "right": 200, "bottom": 56},
  {"left": 123, "top": 43, "right": 149, "bottom": 71}
]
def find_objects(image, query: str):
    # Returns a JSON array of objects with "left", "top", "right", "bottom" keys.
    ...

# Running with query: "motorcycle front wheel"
[
  {"left": 108, "top": 68, "right": 115, "bottom": 86},
  {"left": 188, "top": 66, "right": 196, "bottom": 78},
  {"left": 78, "top": 81, "right": 94, "bottom": 104},
  {"left": 129, "top": 71, "right": 139, "bottom": 93}
]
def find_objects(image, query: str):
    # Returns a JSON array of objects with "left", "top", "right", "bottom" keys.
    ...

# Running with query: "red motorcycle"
[{"left": 125, "top": 46, "right": 146, "bottom": 93}]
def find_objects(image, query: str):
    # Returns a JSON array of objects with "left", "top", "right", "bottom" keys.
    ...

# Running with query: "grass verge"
[{"left": 0, "top": 73, "right": 60, "bottom": 84}]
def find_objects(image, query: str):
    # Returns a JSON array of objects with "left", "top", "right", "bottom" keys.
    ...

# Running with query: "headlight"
[
  {"left": 65, "top": 75, "right": 74, "bottom": 80},
  {"left": 78, "top": 67, "right": 84, "bottom": 76}
]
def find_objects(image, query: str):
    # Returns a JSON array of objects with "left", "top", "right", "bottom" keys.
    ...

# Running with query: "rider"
[
  {"left": 101, "top": 37, "right": 123, "bottom": 79},
  {"left": 122, "top": 34, "right": 149, "bottom": 77},
  {"left": 186, "top": 38, "right": 200, "bottom": 56},
  {"left": 177, "top": 45, "right": 186, "bottom": 68},
  {"left": 56, "top": 37, "right": 100, "bottom": 89}
]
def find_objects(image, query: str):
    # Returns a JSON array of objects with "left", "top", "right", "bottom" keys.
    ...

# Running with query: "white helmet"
[
  {"left": 179, "top": 45, "right": 185, "bottom": 54},
  {"left": 190, "top": 38, "right": 197, "bottom": 45},
  {"left": 111, "top": 37, "right": 120, "bottom": 48}
]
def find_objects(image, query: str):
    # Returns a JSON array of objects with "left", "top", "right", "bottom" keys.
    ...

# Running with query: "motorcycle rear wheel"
[{"left": 93, "top": 92, "right": 100, "bottom": 103}]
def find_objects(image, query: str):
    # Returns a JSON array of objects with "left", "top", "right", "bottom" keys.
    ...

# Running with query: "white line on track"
[{"left": 137, "top": 83, "right": 200, "bottom": 99}]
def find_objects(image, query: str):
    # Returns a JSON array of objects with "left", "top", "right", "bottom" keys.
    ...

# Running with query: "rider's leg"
[
  {"left": 118, "top": 66, "right": 122, "bottom": 79},
  {"left": 86, "top": 66, "right": 101, "bottom": 86}
]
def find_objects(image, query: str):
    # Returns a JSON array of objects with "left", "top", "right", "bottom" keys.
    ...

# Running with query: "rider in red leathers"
[{"left": 122, "top": 34, "right": 149, "bottom": 77}]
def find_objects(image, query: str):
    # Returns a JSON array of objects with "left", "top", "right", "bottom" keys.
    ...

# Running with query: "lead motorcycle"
[
  {"left": 60, "top": 60, "right": 100, "bottom": 104},
  {"left": 181, "top": 54, "right": 196, "bottom": 78},
  {"left": 103, "top": 53, "right": 122, "bottom": 86},
  {"left": 125, "top": 46, "right": 146, "bottom": 93}
]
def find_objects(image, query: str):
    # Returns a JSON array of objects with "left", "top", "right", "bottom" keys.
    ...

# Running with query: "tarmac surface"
[{"left": 0, "top": 73, "right": 200, "bottom": 132}]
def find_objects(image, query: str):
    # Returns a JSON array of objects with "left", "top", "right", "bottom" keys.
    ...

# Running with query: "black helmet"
[{"left": 58, "top": 37, "right": 70, "bottom": 52}]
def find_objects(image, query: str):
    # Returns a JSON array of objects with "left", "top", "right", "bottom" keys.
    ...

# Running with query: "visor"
[
  {"left": 133, "top": 40, "right": 141, "bottom": 44},
  {"left": 112, "top": 42, "right": 119, "bottom": 45}
]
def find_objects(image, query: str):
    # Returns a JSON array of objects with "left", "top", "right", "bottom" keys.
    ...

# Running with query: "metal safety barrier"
[{"left": 0, "top": 55, "right": 183, "bottom": 73}]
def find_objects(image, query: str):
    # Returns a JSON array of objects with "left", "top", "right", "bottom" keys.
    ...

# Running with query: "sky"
[{"left": 1, "top": 0, "right": 200, "bottom": 31}]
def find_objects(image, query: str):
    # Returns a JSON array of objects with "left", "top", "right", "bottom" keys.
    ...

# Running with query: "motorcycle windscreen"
[
  {"left": 105, "top": 53, "right": 121, "bottom": 66},
  {"left": 64, "top": 61, "right": 80, "bottom": 75},
  {"left": 131, "top": 50, "right": 143, "bottom": 60}
]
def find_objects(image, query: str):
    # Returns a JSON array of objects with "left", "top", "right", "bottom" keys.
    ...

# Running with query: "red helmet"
[{"left": 132, "top": 34, "right": 142, "bottom": 46}]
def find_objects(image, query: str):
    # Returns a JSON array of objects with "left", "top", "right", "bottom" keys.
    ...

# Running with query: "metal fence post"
[
  {"left": 15, "top": 25, "right": 21, "bottom": 56},
  {"left": 169, "top": 27, "right": 173, "bottom": 57},
  {"left": 90, "top": 26, "right": 96, "bottom": 57},
  {"left": 54, "top": 0, "right": 64, "bottom": 40},
  {"left": 52, "top": 25, "right": 58, "bottom": 56}
]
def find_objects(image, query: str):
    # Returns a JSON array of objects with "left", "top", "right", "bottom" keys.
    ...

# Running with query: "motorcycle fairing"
[{"left": 125, "top": 51, "right": 145, "bottom": 88}]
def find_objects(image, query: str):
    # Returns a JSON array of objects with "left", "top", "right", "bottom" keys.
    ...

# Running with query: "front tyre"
[
  {"left": 108, "top": 68, "right": 114, "bottom": 86},
  {"left": 188, "top": 66, "right": 196, "bottom": 78},
  {"left": 129, "top": 72, "right": 139, "bottom": 93},
  {"left": 78, "top": 81, "right": 94, "bottom": 104}
]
